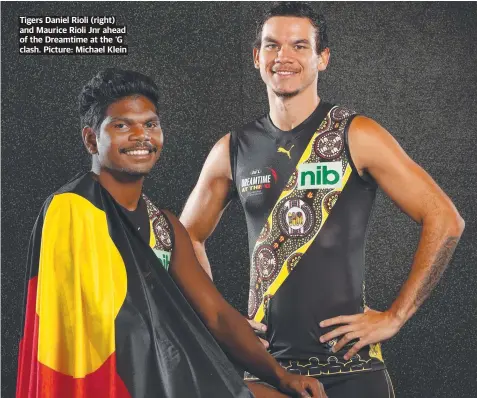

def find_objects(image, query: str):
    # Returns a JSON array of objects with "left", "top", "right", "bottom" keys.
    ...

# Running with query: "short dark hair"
[
  {"left": 79, "top": 68, "right": 160, "bottom": 132},
  {"left": 254, "top": 2, "right": 328, "bottom": 54}
]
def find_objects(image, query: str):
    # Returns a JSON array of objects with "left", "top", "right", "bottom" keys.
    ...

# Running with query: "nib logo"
[{"left": 298, "top": 162, "right": 342, "bottom": 189}]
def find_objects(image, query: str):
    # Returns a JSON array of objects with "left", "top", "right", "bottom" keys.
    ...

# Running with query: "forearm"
[
  {"left": 388, "top": 213, "right": 464, "bottom": 326},
  {"left": 190, "top": 239, "right": 214, "bottom": 280},
  {"left": 208, "top": 307, "right": 286, "bottom": 388}
]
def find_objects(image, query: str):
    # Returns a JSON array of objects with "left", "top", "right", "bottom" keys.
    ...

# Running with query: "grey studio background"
[{"left": 2, "top": 2, "right": 477, "bottom": 397}]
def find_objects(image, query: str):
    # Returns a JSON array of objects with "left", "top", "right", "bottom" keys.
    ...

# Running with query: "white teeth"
[
  {"left": 126, "top": 150, "right": 149, "bottom": 156},
  {"left": 277, "top": 71, "right": 295, "bottom": 75}
]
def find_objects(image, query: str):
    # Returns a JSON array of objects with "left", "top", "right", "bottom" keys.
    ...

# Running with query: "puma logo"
[{"left": 277, "top": 145, "right": 294, "bottom": 159}]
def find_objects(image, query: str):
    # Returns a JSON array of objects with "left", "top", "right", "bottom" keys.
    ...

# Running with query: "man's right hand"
[
  {"left": 278, "top": 373, "right": 328, "bottom": 398},
  {"left": 248, "top": 319, "right": 270, "bottom": 348}
]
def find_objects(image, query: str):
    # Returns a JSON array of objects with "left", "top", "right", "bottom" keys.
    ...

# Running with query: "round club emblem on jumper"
[
  {"left": 331, "top": 107, "right": 350, "bottom": 121},
  {"left": 153, "top": 217, "right": 172, "bottom": 249},
  {"left": 314, "top": 130, "right": 344, "bottom": 160},
  {"left": 284, "top": 169, "right": 298, "bottom": 191},
  {"left": 323, "top": 191, "right": 340, "bottom": 214},
  {"left": 253, "top": 245, "right": 278, "bottom": 281},
  {"left": 278, "top": 198, "right": 314, "bottom": 237}
]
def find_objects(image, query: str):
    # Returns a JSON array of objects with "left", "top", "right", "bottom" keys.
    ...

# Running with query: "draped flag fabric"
[{"left": 17, "top": 172, "right": 253, "bottom": 398}]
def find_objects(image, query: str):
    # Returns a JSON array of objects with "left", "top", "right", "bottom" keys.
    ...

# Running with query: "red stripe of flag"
[{"left": 17, "top": 277, "right": 131, "bottom": 398}]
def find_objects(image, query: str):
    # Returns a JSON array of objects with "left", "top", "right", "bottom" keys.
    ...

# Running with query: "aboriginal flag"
[{"left": 16, "top": 172, "right": 253, "bottom": 398}]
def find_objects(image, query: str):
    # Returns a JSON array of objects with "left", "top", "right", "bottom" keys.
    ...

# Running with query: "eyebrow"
[
  {"left": 108, "top": 116, "right": 160, "bottom": 124},
  {"left": 262, "top": 36, "right": 311, "bottom": 45},
  {"left": 293, "top": 39, "right": 311, "bottom": 45},
  {"left": 262, "top": 36, "right": 279, "bottom": 43}
]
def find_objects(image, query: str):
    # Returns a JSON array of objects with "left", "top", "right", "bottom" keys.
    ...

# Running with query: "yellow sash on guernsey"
[{"left": 249, "top": 106, "right": 355, "bottom": 323}]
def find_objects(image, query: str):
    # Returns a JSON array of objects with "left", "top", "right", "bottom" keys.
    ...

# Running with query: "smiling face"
[
  {"left": 253, "top": 16, "right": 329, "bottom": 98},
  {"left": 84, "top": 95, "right": 163, "bottom": 178}
]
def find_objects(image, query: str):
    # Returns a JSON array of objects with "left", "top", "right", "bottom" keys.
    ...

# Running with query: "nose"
[
  {"left": 275, "top": 45, "right": 294, "bottom": 63},
  {"left": 130, "top": 124, "right": 150, "bottom": 141}
]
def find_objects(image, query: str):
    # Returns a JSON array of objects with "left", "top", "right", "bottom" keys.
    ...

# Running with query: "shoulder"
[
  {"left": 44, "top": 172, "right": 102, "bottom": 214},
  {"left": 55, "top": 172, "right": 94, "bottom": 195},
  {"left": 348, "top": 115, "right": 406, "bottom": 171},
  {"left": 160, "top": 209, "right": 184, "bottom": 232},
  {"left": 330, "top": 104, "right": 355, "bottom": 115},
  {"left": 160, "top": 208, "right": 178, "bottom": 222},
  {"left": 327, "top": 104, "right": 358, "bottom": 133},
  {"left": 42, "top": 192, "right": 105, "bottom": 232},
  {"left": 348, "top": 115, "right": 399, "bottom": 150},
  {"left": 349, "top": 115, "right": 386, "bottom": 136},
  {"left": 40, "top": 174, "right": 106, "bottom": 228},
  {"left": 325, "top": 104, "right": 357, "bottom": 121},
  {"left": 160, "top": 209, "right": 190, "bottom": 245},
  {"left": 231, "top": 114, "right": 268, "bottom": 140},
  {"left": 202, "top": 133, "right": 234, "bottom": 180},
  {"left": 213, "top": 133, "right": 231, "bottom": 152},
  {"left": 220, "top": 113, "right": 268, "bottom": 149}
]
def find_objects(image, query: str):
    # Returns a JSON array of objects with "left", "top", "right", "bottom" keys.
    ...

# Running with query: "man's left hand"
[{"left": 319, "top": 307, "right": 402, "bottom": 360}]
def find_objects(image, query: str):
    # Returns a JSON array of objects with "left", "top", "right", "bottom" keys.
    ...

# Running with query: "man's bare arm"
[
  {"left": 180, "top": 134, "right": 233, "bottom": 279},
  {"left": 351, "top": 116, "right": 464, "bottom": 321},
  {"left": 166, "top": 210, "right": 326, "bottom": 398},
  {"left": 320, "top": 116, "right": 464, "bottom": 359},
  {"left": 180, "top": 133, "right": 270, "bottom": 345},
  {"left": 414, "top": 236, "right": 459, "bottom": 306}
]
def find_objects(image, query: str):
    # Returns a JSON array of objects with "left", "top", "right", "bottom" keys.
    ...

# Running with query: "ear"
[
  {"left": 253, "top": 47, "right": 260, "bottom": 69},
  {"left": 82, "top": 126, "right": 98, "bottom": 155},
  {"left": 317, "top": 47, "right": 330, "bottom": 72}
]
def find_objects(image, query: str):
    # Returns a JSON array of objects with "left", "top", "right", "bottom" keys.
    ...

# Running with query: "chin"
[
  {"left": 273, "top": 88, "right": 301, "bottom": 98},
  {"left": 123, "top": 168, "right": 151, "bottom": 177},
  {"left": 120, "top": 160, "right": 156, "bottom": 176},
  {"left": 106, "top": 166, "right": 152, "bottom": 181}
]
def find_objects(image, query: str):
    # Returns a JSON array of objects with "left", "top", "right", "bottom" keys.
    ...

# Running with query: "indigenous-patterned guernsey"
[{"left": 230, "top": 102, "right": 386, "bottom": 379}]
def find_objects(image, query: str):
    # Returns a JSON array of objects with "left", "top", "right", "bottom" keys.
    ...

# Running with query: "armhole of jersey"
[
  {"left": 228, "top": 130, "right": 238, "bottom": 199},
  {"left": 157, "top": 210, "right": 176, "bottom": 272},
  {"left": 344, "top": 114, "right": 378, "bottom": 188}
]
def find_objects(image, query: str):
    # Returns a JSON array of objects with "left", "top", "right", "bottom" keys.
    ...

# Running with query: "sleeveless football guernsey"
[{"left": 230, "top": 102, "right": 386, "bottom": 378}]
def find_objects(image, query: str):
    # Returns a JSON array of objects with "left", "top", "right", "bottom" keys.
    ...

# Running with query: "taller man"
[{"left": 180, "top": 2, "right": 464, "bottom": 397}]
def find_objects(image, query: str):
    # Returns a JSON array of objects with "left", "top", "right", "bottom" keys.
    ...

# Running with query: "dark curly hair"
[
  {"left": 254, "top": 2, "right": 328, "bottom": 54},
  {"left": 79, "top": 68, "right": 160, "bottom": 132}
]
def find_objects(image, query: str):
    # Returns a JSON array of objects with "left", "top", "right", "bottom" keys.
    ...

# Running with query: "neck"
[
  {"left": 92, "top": 161, "right": 144, "bottom": 211},
  {"left": 268, "top": 83, "right": 320, "bottom": 131}
]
